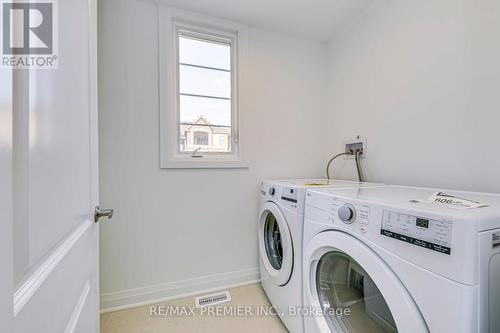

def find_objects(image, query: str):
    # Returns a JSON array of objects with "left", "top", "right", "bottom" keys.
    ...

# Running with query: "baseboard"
[{"left": 100, "top": 267, "right": 260, "bottom": 313}]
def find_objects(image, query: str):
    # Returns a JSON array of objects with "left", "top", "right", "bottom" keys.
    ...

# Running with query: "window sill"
[{"left": 161, "top": 156, "right": 248, "bottom": 169}]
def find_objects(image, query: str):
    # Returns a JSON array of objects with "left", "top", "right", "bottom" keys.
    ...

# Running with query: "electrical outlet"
[{"left": 344, "top": 137, "right": 366, "bottom": 158}]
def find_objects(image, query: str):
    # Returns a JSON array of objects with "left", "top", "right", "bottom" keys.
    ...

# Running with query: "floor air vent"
[{"left": 195, "top": 291, "right": 231, "bottom": 308}]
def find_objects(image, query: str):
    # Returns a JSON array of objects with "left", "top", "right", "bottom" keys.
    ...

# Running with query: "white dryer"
[
  {"left": 258, "top": 179, "right": 381, "bottom": 333},
  {"left": 303, "top": 185, "right": 500, "bottom": 333}
]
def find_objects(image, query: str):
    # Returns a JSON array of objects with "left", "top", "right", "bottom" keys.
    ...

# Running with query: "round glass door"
[
  {"left": 264, "top": 212, "right": 283, "bottom": 270},
  {"left": 258, "top": 201, "right": 293, "bottom": 286},
  {"left": 316, "top": 251, "right": 398, "bottom": 333}
]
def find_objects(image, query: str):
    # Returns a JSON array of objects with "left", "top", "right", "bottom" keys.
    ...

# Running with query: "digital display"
[
  {"left": 381, "top": 210, "right": 452, "bottom": 255},
  {"left": 416, "top": 218, "right": 429, "bottom": 229}
]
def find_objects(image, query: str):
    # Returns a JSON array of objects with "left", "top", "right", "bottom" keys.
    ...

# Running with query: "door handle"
[{"left": 94, "top": 206, "right": 114, "bottom": 223}]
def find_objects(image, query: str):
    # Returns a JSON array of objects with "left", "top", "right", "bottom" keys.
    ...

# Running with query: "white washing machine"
[
  {"left": 303, "top": 185, "right": 500, "bottom": 333},
  {"left": 258, "top": 179, "right": 381, "bottom": 333}
]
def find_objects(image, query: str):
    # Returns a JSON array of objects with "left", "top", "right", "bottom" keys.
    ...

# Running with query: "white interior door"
[
  {"left": 1, "top": 0, "right": 102, "bottom": 332},
  {"left": 1, "top": 53, "right": 14, "bottom": 333}
]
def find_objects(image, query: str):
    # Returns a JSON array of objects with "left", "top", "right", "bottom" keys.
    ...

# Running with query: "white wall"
[
  {"left": 327, "top": 0, "right": 500, "bottom": 193},
  {"left": 99, "top": 0, "right": 500, "bottom": 311},
  {"left": 98, "top": 0, "right": 329, "bottom": 310}
]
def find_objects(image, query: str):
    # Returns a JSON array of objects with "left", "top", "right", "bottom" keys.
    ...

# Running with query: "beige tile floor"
[{"left": 101, "top": 283, "right": 289, "bottom": 333}]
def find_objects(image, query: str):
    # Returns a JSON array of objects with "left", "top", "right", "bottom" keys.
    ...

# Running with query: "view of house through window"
[
  {"left": 178, "top": 32, "right": 232, "bottom": 153},
  {"left": 193, "top": 130, "right": 209, "bottom": 145}
]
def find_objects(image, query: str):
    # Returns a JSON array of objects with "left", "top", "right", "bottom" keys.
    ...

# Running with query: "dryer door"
[
  {"left": 304, "top": 231, "right": 428, "bottom": 333},
  {"left": 258, "top": 202, "right": 293, "bottom": 286}
]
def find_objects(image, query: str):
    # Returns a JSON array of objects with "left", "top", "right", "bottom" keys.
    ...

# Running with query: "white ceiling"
[{"left": 159, "top": 0, "right": 374, "bottom": 42}]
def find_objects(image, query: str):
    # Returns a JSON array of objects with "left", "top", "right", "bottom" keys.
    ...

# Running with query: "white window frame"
[{"left": 159, "top": 6, "right": 248, "bottom": 169}]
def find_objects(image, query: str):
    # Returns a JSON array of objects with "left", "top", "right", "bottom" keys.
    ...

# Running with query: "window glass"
[
  {"left": 178, "top": 34, "right": 232, "bottom": 153},
  {"left": 193, "top": 131, "right": 209, "bottom": 145},
  {"left": 179, "top": 95, "right": 231, "bottom": 127},
  {"left": 179, "top": 36, "right": 231, "bottom": 70},
  {"left": 179, "top": 65, "right": 231, "bottom": 99}
]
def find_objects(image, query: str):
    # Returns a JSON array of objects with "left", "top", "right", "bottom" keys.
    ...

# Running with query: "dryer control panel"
[
  {"left": 304, "top": 186, "right": 486, "bottom": 286},
  {"left": 381, "top": 210, "right": 452, "bottom": 255},
  {"left": 326, "top": 198, "right": 371, "bottom": 235}
]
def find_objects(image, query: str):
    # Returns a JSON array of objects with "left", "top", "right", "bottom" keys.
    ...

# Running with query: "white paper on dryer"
[{"left": 427, "top": 192, "right": 488, "bottom": 210}]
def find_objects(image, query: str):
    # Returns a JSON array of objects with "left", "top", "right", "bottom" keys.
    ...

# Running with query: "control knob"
[
  {"left": 338, "top": 204, "right": 356, "bottom": 224},
  {"left": 268, "top": 187, "right": 276, "bottom": 196}
]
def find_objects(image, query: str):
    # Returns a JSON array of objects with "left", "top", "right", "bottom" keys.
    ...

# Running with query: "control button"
[
  {"left": 338, "top": 204, "right": 356, "bottom": 224},
  {"left": 268, "top": 187, "right": 276, "bottom": 196},
  {"left": 360, "top": 225, "right": 367, "bottom": 234}
]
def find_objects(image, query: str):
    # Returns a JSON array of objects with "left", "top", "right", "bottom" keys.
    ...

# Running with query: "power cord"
[{"left": 326, "top": 150, "right": 364, "bottom": 182}]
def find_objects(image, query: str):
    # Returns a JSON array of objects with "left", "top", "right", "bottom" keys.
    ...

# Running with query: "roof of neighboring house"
[{"left": 180, "top": 116, "right": 230, "bottom": 137}]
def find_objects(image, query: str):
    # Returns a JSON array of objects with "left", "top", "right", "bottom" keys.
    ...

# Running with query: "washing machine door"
[
  {"left": 258, "top": 201, "right": 293, "bottom": 286},
  {"left": 304, "top": 231, "right": 428, "bottom": 333}
]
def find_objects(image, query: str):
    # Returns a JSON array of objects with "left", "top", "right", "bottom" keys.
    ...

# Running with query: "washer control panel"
[
  {"left": 281, "top": 187, "right": 298, "bottom": 204},
  {"left": 381, "top": 210, "right": 453, "bottom": 255},
  {"left": 261, "top": 182, "right": 307, "bottom": 213},
  {"left": 268, "top": 187, "right": 276, "bottom": 196}
]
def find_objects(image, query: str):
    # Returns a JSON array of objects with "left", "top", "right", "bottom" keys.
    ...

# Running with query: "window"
[
  {"left": 179, "top": 33, "right": 232, "bottom": 153},
  {"left": 193, "top": 131, "right": 209, "bottom": 146},
  {"left": 159, "top": 7, "right": 248, "bottom": 168},
  {"left": 218, "top": 136, "right": 225, "bottom": 147}
]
